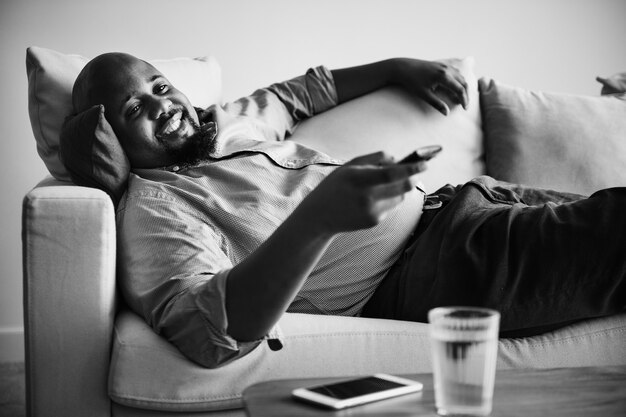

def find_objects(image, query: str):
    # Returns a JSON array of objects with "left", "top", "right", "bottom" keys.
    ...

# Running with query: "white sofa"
[{"left": 23, "top": 47, "right": 626, "bottom": 416}]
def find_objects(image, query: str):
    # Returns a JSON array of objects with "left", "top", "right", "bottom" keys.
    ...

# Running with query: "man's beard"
[{"left": 161, "top": 112, "right": 218, "bottom": 166}]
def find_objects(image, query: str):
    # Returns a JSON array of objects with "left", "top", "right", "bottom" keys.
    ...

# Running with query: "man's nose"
[{"left": 148, "top": 97, "right": 173, "bottom": 119}]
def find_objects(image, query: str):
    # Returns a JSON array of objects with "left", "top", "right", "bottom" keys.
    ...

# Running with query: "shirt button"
[
  {"left": 285, "top": 161, "right": 295, "bottom": 168},
  {"left": 172, "top": 166, "right": 180, "bottom": 172}
]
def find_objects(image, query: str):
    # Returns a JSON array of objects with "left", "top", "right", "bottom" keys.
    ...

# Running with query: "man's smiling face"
[{"left": 73, "top": 53, "right": 202, "bottom": 168}]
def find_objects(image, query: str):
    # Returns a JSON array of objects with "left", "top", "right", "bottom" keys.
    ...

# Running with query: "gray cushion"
[{"left": 480, "top": 78, "right": 626, "bottom": 195}]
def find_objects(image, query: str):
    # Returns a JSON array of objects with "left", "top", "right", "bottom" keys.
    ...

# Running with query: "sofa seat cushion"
[{"left": 109, "top": 309, "right": 626, "bottom": 412}]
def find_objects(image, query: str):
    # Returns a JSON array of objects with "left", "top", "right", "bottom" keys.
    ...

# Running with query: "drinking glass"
[{"left": 428, "top": 307, "right": 500, "bottom": 416}]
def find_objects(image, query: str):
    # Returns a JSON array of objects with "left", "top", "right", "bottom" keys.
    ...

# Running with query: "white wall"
[{"left": 1, "top": 0, "right": 625, "bottom": 362}]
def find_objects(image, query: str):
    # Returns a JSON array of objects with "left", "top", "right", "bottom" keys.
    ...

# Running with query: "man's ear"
[{"left": 60, "top": 104, "right": 131, "bottom": 205}]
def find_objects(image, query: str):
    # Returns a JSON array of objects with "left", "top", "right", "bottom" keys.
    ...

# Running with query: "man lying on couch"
[{"left": 61, "top": 52, "right": 626, "bottom": 368}]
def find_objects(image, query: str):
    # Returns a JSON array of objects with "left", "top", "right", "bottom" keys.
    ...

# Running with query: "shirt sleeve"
[
  {"left": 116, "top": 190, "right": 282, "bottom": 368},
  {"left": 222, "top": 66, "right": 338, "bottom": 141}
]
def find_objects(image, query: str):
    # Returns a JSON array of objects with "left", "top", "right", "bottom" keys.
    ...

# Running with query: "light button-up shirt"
[{"left": 116, "top": 67, "right": 423, "bottom": 368}]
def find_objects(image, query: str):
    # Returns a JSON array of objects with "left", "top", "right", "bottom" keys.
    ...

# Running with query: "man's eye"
[
  {"left": 156, "top": 84, "right": 169, "bottom": 94},
  {"left": 128, "top": 104, "right": 141, "bottom": 116}
]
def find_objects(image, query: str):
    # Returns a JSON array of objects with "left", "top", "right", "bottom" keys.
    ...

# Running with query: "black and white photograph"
[{"left": 1, "top": 1, "right": 625, "bottom": 416}]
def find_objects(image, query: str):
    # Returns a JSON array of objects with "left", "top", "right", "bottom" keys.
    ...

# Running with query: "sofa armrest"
[{"left": 22, "top": 178, "right": 117, "bottom": 417}]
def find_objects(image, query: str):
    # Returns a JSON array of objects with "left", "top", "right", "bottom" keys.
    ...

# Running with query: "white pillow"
[
  {"left": 290, "top": 57, "right": 484, "bottom": 193},
  {"left": 26, "top": 46, "right": 223, "bottom": 181}
]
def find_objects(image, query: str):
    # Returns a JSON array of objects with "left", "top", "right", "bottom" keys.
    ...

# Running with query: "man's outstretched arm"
[{"left": 225, "top": 152, "right": 425, "bottom": 342}]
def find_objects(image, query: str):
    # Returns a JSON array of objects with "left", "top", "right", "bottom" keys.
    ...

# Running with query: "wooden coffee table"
[{"left": 243, "top": 366, "right": 626, "bottom": 416}]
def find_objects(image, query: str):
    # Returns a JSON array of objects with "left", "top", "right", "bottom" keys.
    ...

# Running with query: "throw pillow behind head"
[{"left": 60, "top": 105, "right": 130, "bottom": 204}]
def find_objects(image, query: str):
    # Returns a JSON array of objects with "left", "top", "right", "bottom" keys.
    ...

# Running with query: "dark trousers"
[{"left": 362, "top": 176, "right": 626, "bottom": 337}]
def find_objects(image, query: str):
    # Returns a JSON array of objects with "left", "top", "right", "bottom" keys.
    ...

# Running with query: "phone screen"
[{"left": 306, "top": 376, "right": 405, "bottom": 399}]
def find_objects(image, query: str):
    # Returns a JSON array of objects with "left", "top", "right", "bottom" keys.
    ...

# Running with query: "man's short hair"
[{"left": 72, "top": 52, "right": 151, "bottom": 113}]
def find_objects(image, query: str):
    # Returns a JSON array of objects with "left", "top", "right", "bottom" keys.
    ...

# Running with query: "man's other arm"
[{"left": 331, "top": 58, "right": 469, "bottom": 115}]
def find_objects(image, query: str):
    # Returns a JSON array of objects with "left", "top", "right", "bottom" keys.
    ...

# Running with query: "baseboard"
[{"left": 0, "top": 327, "right": 25, "bottom": 362}]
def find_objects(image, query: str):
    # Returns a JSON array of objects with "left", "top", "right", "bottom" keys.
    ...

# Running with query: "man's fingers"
[
  {"left": 446, "top": 74, "right": 469, "bottom": 109},
  {"left": 456, "top": 74, "right": 470, "bottom": 108},
  {"left": 347, "top": 151, "right": 395, "bottom": 166},
  {"left": 429, "top": 65, "right": 469, "bottom": 110},
  {"left": 359, "top": 162, "right": 426, "bottom": 186},
  {"left": 422, "top": 89, "right": 450, "bottom": 116},
  {"left": 373, "top": 195, "right": 406, "bottom": 220},
  {"left": 440, "top": 74, "right": 469, "bottom": 109},
  {"left": 373, "top": 177, "right": 415, "bottom": 200}
]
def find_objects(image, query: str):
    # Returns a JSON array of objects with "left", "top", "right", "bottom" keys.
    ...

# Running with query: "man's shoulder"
[{"left": 118, "top": 171, "right": 180, "bottom": 208}]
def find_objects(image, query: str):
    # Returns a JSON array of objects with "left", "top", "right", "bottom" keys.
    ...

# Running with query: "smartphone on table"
[
  {"left": 291, "top": 373, "right": 423, "bottom": 410},
  {"left": 398, "top": 145, "right": 443, "bottom": 164}
]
